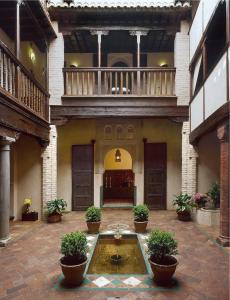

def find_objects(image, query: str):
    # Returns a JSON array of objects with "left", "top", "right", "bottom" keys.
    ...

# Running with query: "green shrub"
[
  {"left": 147, "top": 229, "right": 178, "bottom": 263},
  {"left": 207, "top": 183, "right": 220, "bottom": 209},
  {"left": 61, "top": 231, "right": 88, "bottom": 259},
  {"left": 133, "top": 204, "right": 149, "bottom": 222},
  {"left": 85, "top": 206, "right": 101, "bottom": 222},
  {"left": 172, "top": 193, "right": 195, "bottom": 213},
  {"left": 46, "top": 198, "right": 67, "bottom": 215}
]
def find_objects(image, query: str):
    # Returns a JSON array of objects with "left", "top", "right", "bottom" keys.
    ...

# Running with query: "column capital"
[
  {"left": 90, "top": 30, "right": 109, "bottom": 36},
  {"left": 0, "top": 136, "right": 16, "bottom": 146},
  {"left": 129, "top": 30, "right": 148, "bottom": 37},
  {"left": 217, "top": 121, "right": 229, "bottom": 142}
]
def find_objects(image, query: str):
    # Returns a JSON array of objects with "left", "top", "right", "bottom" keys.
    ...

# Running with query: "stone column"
[
  {"left": 0, "top": 137, "right": 15, "bottom": 246},
  {"left": 217, "top": 122, "right": 229, "bottom": 247},
  {"left": 41, "top": 126, "right": 57, "bottom": 217},
  {"left": 181, "top": 122, "right": 198, "bottom": 195}
]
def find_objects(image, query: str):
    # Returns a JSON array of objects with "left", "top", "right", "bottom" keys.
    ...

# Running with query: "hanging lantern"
[{"left": 115, "top": 149, "right": 121, "bottom": 162}]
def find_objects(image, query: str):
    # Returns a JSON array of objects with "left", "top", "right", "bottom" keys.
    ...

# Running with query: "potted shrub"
[
  {"left": 147, "top": 229, "right": 178, "bottom": 285},
  {"left": 173, "top": 193, "right": 195, "bottom": 221},
  {"left": 133, "top": 204, "right": 149, "bottom": 233},
  {"left": 85, "top": 206, "right": 101, "bottom": 233},
  {"left": 46, "top": 199, "right": 67, "bottom": 223},
  {"left": 60, "top": 231, "right": 88, "bottom": 286},
  {"left": 206, "top": 182, "right": 220, "bottom": 209},
  {"left": 22, "top": 198, "right": 38, "bottom": 221}
]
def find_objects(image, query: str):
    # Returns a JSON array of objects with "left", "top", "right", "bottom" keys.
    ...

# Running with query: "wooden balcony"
[
  {"left": 63, "top": 67, "right": 176, "bottom": 98},
  {"left": 0, "top": 41, "right": 50, "bottom": 142},
  {"left": 52, "top": 66, "right": 188, "bottom": 121}
]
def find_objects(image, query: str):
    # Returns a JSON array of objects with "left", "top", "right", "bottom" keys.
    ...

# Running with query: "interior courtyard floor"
[{"left": 0, "top": 210, "right": 229, "bottom": 300}]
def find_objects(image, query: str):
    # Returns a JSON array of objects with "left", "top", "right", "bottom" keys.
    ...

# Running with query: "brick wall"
[
  {"left": 182, "top": 121, "right": 198, "bottom": 195},
  {"left": 49, "top": 22, "right": 64, "bottom": 106},
  {"left": 174, "top": 20, "right": 190, "bottom": 106},
  {"left": 41, "top": 125, "right": 57, "bottom": 215}
]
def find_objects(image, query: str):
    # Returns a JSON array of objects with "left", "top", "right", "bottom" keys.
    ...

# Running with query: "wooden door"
[
  {"left": 144, "top": 143, "right": 167, "bottom": 209},
  {"left": 72, "top": 144, "right": 94, "bottom": 210}
]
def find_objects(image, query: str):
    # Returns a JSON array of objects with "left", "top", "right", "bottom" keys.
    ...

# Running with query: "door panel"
[
  {"left": 72, "top": 145, "right": 94, "bottom": 210},
  {"left": 144, "top": 143, "right": 167, "bottom": 209}
]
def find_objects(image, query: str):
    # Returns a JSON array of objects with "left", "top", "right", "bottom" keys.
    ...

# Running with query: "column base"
[
  {"left": 0, "top": 236, "right": 11, "bottom": 247},
  {"left": 216, "top": 235, "right": 230, "bottom": 247}
]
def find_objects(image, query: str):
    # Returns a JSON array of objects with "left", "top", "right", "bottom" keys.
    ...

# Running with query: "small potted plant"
[
  {"left": 133, "top": 204, "right": 149, "bottom": 233},
  {"left": 147, "top": 229, "right": 178, "bottom": 285},
  {"left": 60, "top": 231, "right": 88, "bottom": 286},
  {"left": 206, "top": 182, "right": 220, "bottom": 209},
  {"left": 192, "top": 193, "right": 207, "bottom": 209},
  {"left": 46, "top": 199, "right": 67, "bottom": 223},
  {"left": 22, "top": 198, "right": 38, "bottom": 221},
  {"left": 85, "top": 206, "right": 101, "bottom": 233},
  {"left": 173, "top": 193, "right": 195, "bottom": 221}
]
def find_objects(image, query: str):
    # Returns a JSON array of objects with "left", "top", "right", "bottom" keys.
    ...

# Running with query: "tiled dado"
[{"left": 54, "top": 232, "right": 180, "bottom": 292}]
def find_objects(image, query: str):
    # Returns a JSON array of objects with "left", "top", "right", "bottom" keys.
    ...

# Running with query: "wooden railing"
[
  {"left": 63, "top": 67, "right": 176, "bottom": 97},
  {"left": 0, "top": 41, "right": 49, "bottom": 121}
]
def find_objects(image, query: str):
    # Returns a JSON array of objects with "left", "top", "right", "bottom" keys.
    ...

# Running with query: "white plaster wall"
[
  {"left": 190, "top": 88, "right": 204, "bottom": 131},
  {"left": 197, "top": 130, "right": 220, "bottom": 193},
  {"left": 12, "top": 135, "right": 42, "bottom": 220}
]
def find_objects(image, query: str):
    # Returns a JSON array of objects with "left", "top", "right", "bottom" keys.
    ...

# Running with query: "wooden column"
[
  {"left": 15, "top": 0, "right": 21, "bottom": 99},
  {"left": 216, "top": 121, "right": 230, "bottom": 247},
  {"left": 90, "top": 30, "right": 109, "bottom": 95}
]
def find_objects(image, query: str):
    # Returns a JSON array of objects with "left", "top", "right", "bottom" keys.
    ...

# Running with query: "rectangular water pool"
[{"left": 87, "top": 234, "right": 147, "bottom": 274}]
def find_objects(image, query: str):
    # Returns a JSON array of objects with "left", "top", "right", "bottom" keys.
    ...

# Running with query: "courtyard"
[{"left": 0, "top": 210, "right": 229, "bottom": 300}]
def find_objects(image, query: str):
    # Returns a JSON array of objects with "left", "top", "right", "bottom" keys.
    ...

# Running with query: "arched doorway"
[{"left": 103, "top": 148, "right": 134, "bottom": 206}]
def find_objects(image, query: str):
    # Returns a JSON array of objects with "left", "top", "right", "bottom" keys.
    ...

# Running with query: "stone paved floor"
[{"left": 0, "top": 210, "right": 229, "bottom": 300}]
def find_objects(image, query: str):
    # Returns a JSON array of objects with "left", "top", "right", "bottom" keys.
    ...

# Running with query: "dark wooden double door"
[
  {"left": 72, "top": 144, "right": 94, "bottom": 210},
  {"left": 144, "top": 143, "right": 167, "bottom": 210}
]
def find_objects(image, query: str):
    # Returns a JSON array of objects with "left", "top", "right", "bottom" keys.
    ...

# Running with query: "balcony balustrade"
[
  {"left": 0, "top": 41, "right": 49, "bottom": 121},
  {"left": 63, "top": 67, "right": 176, "bottom": 97}
]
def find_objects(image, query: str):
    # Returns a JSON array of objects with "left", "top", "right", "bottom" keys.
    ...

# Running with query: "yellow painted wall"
[
  {"left": 104, "top": 148, "right": 132, "bottom": 170},
  {"left": 57, "top": 119, "right": 182, "bottom": 210},
  {"left": 65, "top": 53, "right": 93, "bottom": 67},
  {"left": 147, "top": 52, "right": 174, "bottom": 67},
  {"left": 12, "top": 135, "right": 42, "bottom": 220}
]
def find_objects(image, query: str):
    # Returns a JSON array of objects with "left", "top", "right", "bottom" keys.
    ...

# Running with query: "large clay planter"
[
  {"left": 177, "top": 211, "right": 191, "bottom": 221},
  {"left": 47, "top": 213, "right": 62, "bottom": 223},
  {"left": 149, "top": 256, "right": 178, "bottom": 285},
  {"left": 60, "top": 257, "right": 87, "bottom": 286},
  {"left": 134, "top": 220, "right": 148, "bottom": 233},
  {"left": 86, "top": 221, "right": 101, "bottom": 233}
]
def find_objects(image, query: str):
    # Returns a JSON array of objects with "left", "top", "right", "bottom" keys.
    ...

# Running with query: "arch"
[
  {"left": 112, "top": 61, "right": 129, "bottom": 68},
  {"left": 104, "top": 148, "right": 132, "bottom": 170}
]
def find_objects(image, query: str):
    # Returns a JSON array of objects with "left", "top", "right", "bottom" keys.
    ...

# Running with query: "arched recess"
[{"left": 103, "top": 148, "right": 134, "bottom": 206}]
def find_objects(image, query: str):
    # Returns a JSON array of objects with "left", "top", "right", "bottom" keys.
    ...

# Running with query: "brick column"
[
  {"left": 174, "top": 20, "right": 190, "bottom": 106},
  {"left": 216, "top": 122, "right": 229, "bottom": 247},
  {"left": 182, "top": 122, "right": 198, "bottom": 195},
  {"left": 41, "top": 126, "right": 57, "bottom": 217}
]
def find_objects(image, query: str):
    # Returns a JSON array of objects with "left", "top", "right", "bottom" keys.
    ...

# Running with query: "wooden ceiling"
[
  {"left": 0, "top": 0, "right": 56, "bottom": 51},
  {"left": 64, "top": 30, "right": 175, "bottom": 53},
  {"left": 50, "top": 6, "right": 191, "bottom": 53}
]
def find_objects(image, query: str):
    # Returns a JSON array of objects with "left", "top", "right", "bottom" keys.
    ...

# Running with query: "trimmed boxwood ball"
[
  {"left": 61, "top": 231, "right": 88, "bottom": 264},
  {"left": 147, "top": 229, "right": 178, "bottom": 263},
  {"left": 85, "top": 206, "right": 101, "bottom": 222},
  {"left": 133, "top": 204, "right": 149, "bottom": 221}
]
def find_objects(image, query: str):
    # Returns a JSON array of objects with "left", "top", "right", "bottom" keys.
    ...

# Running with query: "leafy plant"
[
  {"left": 46, "top": 199, "right": 67, "bottom": 215},
  {"left": 207, "top": 183, "right": 220, "bottom": 209},
  {"left": 133, "top": 204, "right": 149, "bottom": 222},
  {"left": 173, "top": 193, "right": 195, "bottom": 213},
  {"left": 61, "top": 231, "right": 88, "bottom": 261},
  {"left": 192, "top": 193, "right": 207, "bottom": 208},
  {"left": 147, "top": 229, "right": 178, "bottom": 263},
  {"left": 85, "top": 206, "right": 101, "bottom": 222}
]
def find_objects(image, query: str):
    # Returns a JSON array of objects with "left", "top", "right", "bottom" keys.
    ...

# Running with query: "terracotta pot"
[
  {"left": 47, "top": 213, "right": 62, "bottom": 223},
  {"left": 86, "top": 221, "right": 101, "bottom": 233},
  {"left": 149, "top": 256, "right": 178, "bottom": 285},
  {"left": 177, "top": 211, "right": 191, "bottom": 221},
  {"left": 134, "top": 220, "right": 148, "bottom": 233},
  {"left": 60, "top": 256, "right": 87, "bottom": 286}
]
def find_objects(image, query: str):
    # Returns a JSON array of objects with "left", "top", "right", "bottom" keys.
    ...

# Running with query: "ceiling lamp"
[{"left": 115, "top": 149, "right": 121, "bottom": 162}]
